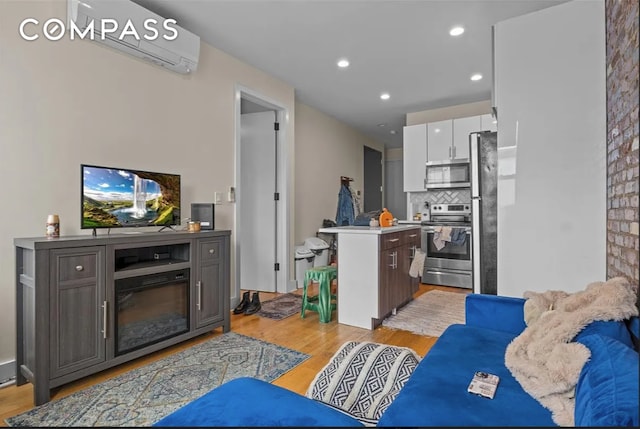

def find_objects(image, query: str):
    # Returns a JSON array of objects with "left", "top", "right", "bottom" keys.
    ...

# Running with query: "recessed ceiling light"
[
  {"left": 449, "top": 26, "right": 464, "bottom": 36},
  {"left": 492, "top": 120, "right": 497, "bottom": 124},
  {"left": 377, "top": 123, "right": 386, "bottom": 127},
  {"left": 434, "top": 128, "right": 441, "bottom": 133},
  {"left": 390, "top": 130, "right": 397, "bottom": 135},
  {"left": 471, "top": 73, "right": 483, "bottom": 81},
  {"left": 380, "top": 93, "right": 390, "bottom": 100},
  {"left": 337, "top": 58, "right": 350, "bottom": 68}
]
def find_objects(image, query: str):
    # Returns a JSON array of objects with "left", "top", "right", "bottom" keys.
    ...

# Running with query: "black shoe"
[
  {"left": 233, "top": 291, "right": 250, "bottom": 314},
  {"left": 244, "top": 292, "right": 262, "bottom": 315}
]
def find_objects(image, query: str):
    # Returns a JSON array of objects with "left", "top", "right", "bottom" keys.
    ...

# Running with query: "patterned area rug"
[
  {"left": 6, "top": 333, "right": 309, "bottom": 427},
  {"left": 382, "top": 290, "right": 467, "bottom": 337},
  {"left": 256, "top": 293, "right": 302, "bottom": 320}
]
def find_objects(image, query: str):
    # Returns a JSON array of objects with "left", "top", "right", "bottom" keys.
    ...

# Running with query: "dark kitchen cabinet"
[
  {"left": 378, "top": 230, "right": 419, "bottom": 321},
  {"left": 15, "top": 230, "right": 231, "bottom": 406}
]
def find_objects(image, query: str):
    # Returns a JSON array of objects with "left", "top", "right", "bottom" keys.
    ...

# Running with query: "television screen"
[{"left": 81, "top": 164, "right": 181, "bottom": 229}]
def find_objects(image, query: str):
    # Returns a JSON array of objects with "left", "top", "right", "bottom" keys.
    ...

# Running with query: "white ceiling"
[{"left": 133, "top": 0, "right": 569, "bottom": 149}]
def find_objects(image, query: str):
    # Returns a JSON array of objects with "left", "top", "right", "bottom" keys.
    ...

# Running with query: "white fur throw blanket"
[{"left": 505, "top": 277, "right": 638, "bottom": 426}]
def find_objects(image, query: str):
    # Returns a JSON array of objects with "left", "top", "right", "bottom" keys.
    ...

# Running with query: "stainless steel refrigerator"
[{"left": 470, "top": 131, "right": 497, "bottom": 295}]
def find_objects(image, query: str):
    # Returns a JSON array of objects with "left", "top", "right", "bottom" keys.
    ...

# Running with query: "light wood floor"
[{"left": 0, "top": 284, "right": 469, "bottom": 425}]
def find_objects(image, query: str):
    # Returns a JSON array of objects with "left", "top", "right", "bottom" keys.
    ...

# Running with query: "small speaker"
[{"left": 191, "top": 203, "right": 215, "bottom": 230}]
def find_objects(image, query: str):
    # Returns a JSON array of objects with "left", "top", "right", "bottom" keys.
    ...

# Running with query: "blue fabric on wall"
[
  {"left": 153, "top": 377, "right": 363, "bottom": 427},
  {"left": 335, "top": 184, "right": 355, "bottom": 226},
  {"left": 378, "top": 324, "right": 556, "bottom": 427},
  {"left": 574, "top": 335, "right": 639, "bottom": 427}
]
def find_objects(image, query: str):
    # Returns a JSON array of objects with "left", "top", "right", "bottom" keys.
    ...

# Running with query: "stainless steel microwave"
[{"left": 424, "top": 159, "right": 471, "bottom": 189}]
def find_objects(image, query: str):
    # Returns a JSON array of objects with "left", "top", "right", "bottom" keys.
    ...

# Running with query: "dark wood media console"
[{"left": 14, "top": 230, "right": 231, "bottom": 405}]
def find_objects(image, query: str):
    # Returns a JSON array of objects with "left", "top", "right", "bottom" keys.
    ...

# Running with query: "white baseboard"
[{"left": 0, "top": 360, "right": 15, "bottom": 385}]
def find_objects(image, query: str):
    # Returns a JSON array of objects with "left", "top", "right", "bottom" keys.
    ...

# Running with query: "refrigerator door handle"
[
  {"left": 470, "top": 132, "right": 480, "bottom": 197},
  {"left": 471, "top": 198, "right": 481, "bottom": 294}
]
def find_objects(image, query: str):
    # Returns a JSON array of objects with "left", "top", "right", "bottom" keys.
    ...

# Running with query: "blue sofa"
[{"left": 154, "top": 294, "right": 639, "bottom": 427}]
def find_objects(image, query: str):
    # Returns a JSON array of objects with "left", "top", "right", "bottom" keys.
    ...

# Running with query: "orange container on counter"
[{"left": 379, "top": 208, "right": 394, "bottom": 227}]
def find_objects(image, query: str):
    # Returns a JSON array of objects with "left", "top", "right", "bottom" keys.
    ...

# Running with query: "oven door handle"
[{"left": 423, "top": 226, "right": 472, "bottom": 233}]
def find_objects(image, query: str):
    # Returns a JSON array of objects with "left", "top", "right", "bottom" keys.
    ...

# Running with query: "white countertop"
[
  {"left": 398, "top": 220, "right": 422, "bottom": 225},
  {"left": 318, "top": 224, "right": 420, "bottom": 235}
]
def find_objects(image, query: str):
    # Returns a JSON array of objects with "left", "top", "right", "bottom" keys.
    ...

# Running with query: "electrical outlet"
[{"left": 214, "top": 192, "right": 222, "bottom": 204}]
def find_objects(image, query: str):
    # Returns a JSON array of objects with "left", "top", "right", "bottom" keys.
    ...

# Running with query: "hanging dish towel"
[
  {"left": 432, "top": 226, "right": 444, "bottom": 250},
  {"left": 409, "top": 249, "right": 426, "bottom": 278},
  {"left": 449, "top": 228, "right": 467, "bottom": 246}
]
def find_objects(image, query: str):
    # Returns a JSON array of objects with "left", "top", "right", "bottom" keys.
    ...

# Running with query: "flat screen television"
[{"left": 81, "top": 164, "right": 181, "bottom": 230}]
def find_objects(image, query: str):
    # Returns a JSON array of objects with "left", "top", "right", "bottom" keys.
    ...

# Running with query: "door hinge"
[
  {"left": 274, "top": 192, "right": 280, "bottom": 201},
  {"left": 274, "top": 263, "right": 280, "bottom": 271},
  {"left": 274, "top": 122, "right": 280, "bottom": 131}
]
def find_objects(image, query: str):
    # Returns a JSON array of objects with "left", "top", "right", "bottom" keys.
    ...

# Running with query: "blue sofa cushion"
[
  {"left": 152, "top": 377, "right": 364, "bottom": 427},
  {"left": 465, "top": 294, "right": 527, "bottom": 336},
  {"left": 378, "top": 324, "right": 556, "bottom": 427},
  {"left": 573, "top": 320, "right": 634, "bottom": 348},
  {"left": 574, "top": 335, "right": 639, "bottom": 427}
]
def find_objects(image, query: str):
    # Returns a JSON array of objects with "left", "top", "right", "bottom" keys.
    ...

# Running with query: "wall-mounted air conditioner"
[{"left": 67, "top": 0, "right": 200, "bottom": 74}]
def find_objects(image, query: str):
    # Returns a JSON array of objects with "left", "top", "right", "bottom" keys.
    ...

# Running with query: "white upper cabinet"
[
  {"left": 481, "top": 114, "right": 497, "bottom": 132},
  {"left": 403, "top": 124, "right": 427, "bottom": 191},
  {"left": 427, "top": 120, "right": 453, "bottom": 162},
  {"left": 452, "top": 116, "right": 481, "bottom": 160},
  {"left": 427, "top": 115, "right": 485, "bottom": 162}
]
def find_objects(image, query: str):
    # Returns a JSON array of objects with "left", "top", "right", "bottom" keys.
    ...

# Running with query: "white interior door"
[{"left": 240, "top": 111, "right": 277, "bottom": 292}]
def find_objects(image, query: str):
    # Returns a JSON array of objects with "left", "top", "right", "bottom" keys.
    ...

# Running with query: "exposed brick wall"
[{"left": 606, "top": 0, "right": 639, "bottom": 285}]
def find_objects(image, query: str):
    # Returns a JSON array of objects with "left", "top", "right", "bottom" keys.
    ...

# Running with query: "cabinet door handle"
[
  {"left": 75, "top": 265, "right": 84, "bottom": 271},
  {"left": 408, "top": 234, "right": 417, "bottom": 238},
  {"left": 387, "top": 238, "right": 400, "bottom": 243},
  {"left": 389, "top": 251, "right": 398, "bottom": 269},
  {"left": 102, "top": 301, "right": 107, "bottom": 339},
  {"left": 196, "top": 281, "right": 202, "bottom": 311}
]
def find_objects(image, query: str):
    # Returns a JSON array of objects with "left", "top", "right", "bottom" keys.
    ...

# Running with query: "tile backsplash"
[{"left": 408, "top": 189, "right": 471, "bottom": 216}]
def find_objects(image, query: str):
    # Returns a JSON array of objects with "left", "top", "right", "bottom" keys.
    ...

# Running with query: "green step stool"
[{"left": 301, "top": 265, "right": 337, "bottom": 323}]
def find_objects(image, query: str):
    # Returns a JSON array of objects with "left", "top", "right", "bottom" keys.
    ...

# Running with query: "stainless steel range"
[{"left": 421, "top": 203, "right": 472, "bottom": 289}]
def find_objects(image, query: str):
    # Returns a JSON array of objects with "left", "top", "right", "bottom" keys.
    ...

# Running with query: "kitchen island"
[{"left": 318, "top": 225, "right": 421, "bottom": 329}]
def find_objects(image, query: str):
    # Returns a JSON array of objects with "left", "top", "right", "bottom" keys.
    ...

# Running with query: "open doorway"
[
  {"left": 234, "top": 86, "right": 290, "bottom": 307},
  {"left": 363, "top": 146, "right": 383, "bottom": 212}
]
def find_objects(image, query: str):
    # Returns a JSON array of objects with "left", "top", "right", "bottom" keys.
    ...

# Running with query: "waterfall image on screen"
[
  {"left": 131, "top": 175, "right": 148, "bottom": 219},
  {"left": 82, "top": 165, "right": 180, "bottom": 229}
]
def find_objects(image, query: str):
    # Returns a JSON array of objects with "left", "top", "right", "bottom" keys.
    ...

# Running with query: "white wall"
[
  {"left": 294, "top": 102, "right": 383, "bottom": 244},
  {"left": 495, "top": 0, "right": 606, "bottom": 297},
  {"left": 0, "top": 0, "right": 296, "bottom": 363},
  {"left": 406, "top": 100, "right": 492, "bottom": 126}
]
